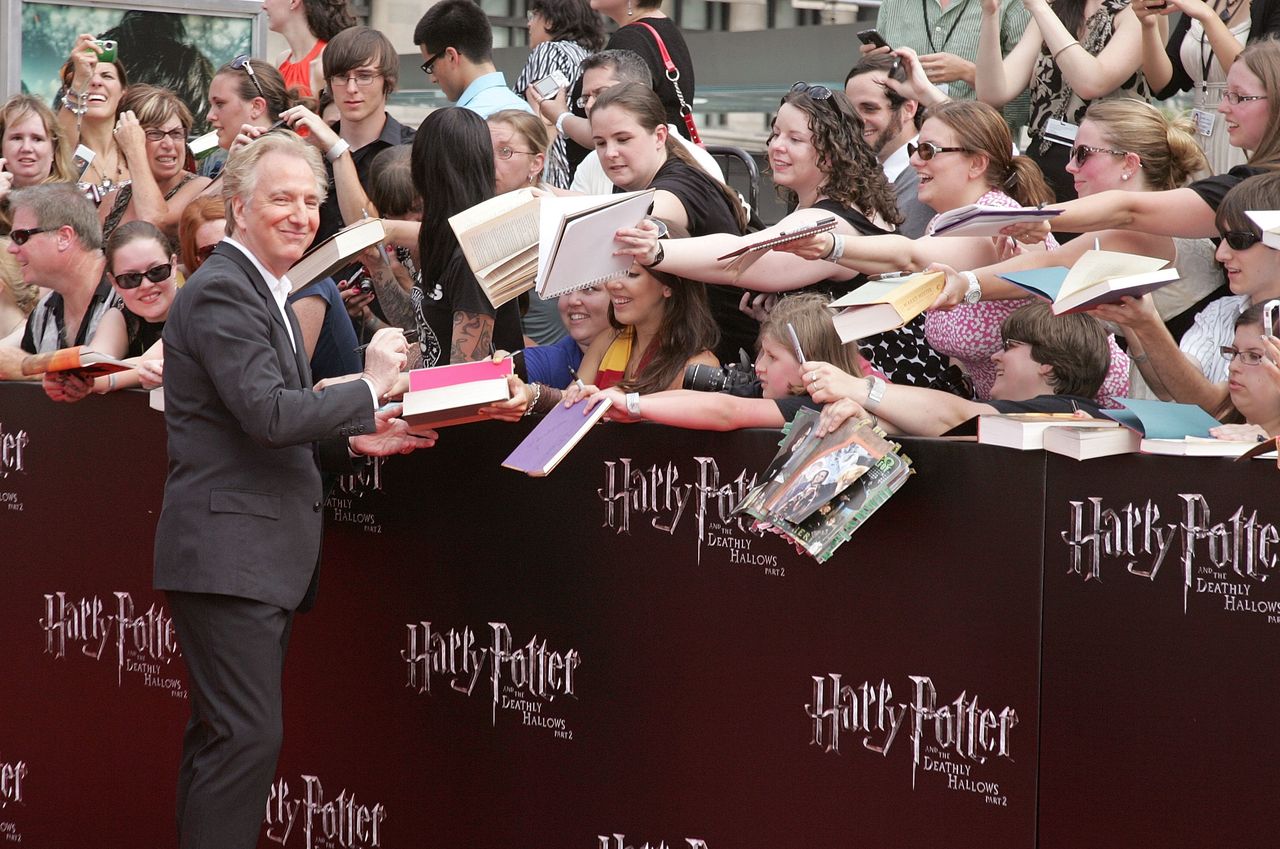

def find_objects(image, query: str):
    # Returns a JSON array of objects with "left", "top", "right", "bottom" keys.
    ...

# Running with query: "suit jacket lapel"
[
  {"left": 286, "top": 303, "right": 312, "bottom": 388},
  {"left": 218, "top": 243, "right": 308, "bottom": 388}
]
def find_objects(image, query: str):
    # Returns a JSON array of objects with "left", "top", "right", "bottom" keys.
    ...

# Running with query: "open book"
[
  {"left": 401, "top": 358, "right": 514, "bottom": 432},
  {"left": 21, "top": 346, "right": 134, "bottom": 379},
  {"left": 449, "top": 188, "right": 541, "bottom": 309},
  {"left": 998, "top": 249, "right": 1176, "bottom": 315},
  {"left": 287, "top": 217, "right": 386, "bottom": 294},
  {"left": 929, "top": 204, "right": 1062, "bottom": 237},
  {"left": 536, "top": 189, "right": 654, "bottom": 299},
  {"left": 502, "top": 396, "right": 612, "bottom": 476},
  {"left": 828, "top": 271, "right": 944, "bottom": 342}
]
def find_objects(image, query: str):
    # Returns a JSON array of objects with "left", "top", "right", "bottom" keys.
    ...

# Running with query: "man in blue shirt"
[{"left": 413, "top": 0, "right": 532, "bottom": 118}]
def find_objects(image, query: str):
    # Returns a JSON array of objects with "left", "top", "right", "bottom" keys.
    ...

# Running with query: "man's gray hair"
[
  {"left": 221, "top": 131, "right": 328, "bottom": 237},
  {"left": 9, "top": 184, "right": 103, "bottom": 251},
  {"left": 580, "top": 49, "right": 653, "bottom": 88}
]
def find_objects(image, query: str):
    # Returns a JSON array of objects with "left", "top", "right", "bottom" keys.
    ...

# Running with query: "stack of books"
[{"left": 736, "top": 408, "right": 912, "bottom": 563}]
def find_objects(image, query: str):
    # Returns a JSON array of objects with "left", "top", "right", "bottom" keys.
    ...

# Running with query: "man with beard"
[{"left": 844, "top": 55, "right": 934, "bottom": 238}]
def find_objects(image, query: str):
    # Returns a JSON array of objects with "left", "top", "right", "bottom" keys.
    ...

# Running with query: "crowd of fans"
[{"left": 4, "top": 0, "right": 1280, "bottom": 443}]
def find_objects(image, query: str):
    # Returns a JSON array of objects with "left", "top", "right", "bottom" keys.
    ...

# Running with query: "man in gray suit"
[
  {"left": 845, "top": 55, "right": 935, "bottom": 239},
  {"left": 154, "top": 131, "right": 434, "bottom": 849}
]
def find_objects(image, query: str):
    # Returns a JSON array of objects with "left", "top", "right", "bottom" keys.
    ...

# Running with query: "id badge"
[
  {"left": 1191, "top": 108, "right": 1216, "bottom": 137},
  {"left": 1043, "top": 118, "right": 1079, "bottom": 146}
]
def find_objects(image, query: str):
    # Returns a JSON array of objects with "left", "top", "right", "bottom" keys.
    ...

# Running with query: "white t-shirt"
[{"left": 571, "top": 124, "right": 726, "bottom": 195}]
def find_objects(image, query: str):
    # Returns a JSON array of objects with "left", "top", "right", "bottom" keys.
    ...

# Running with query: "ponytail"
[{"left": 1004, "top": 155, "right": 1055, "bottom": 207}]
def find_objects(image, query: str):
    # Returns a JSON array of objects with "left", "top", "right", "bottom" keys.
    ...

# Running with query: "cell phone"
[
  {"left": 532, "top": 70, "right": 569, "bottom": 100},
  {"left": 857, "top": 29, "right": 890, "bottom": 50},
  {"left": 71, "top": 143, "right": 95, "bottom": 179},
  {"left": 1264, "top": 299, "right": 1280, "bottom": 337},
  {"left": 93, "top": 39, "right": 118, "bottom": 63}
]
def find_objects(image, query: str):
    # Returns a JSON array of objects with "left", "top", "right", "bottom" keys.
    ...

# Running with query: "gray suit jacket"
[
  {"left": 154, "top": 243, "right": 374, "bottom": 610},
  {"left": 893, "top": 166, "right": 937, "bottom": 240}
]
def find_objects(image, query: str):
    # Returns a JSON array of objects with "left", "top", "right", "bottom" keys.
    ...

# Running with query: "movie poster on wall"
[{"left": 15, "top": 0, "right": 258, "bottom": 132}]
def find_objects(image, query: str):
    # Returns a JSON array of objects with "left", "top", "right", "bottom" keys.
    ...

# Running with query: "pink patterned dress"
[{"left": 922, "top": 190, "right": 1130, "bottom": 406}]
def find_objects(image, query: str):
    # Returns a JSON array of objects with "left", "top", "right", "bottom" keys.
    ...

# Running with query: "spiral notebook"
[{"left": 535, "top": 189, "right": 655, "bottom": 299}]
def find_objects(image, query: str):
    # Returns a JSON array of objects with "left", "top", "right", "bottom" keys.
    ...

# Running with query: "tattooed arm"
[
  {"left": 450, "top": 311, "right": 495, "bottom": 363},
  {"left": 360, "top": 246, "right": 423, "bottom": 369}
]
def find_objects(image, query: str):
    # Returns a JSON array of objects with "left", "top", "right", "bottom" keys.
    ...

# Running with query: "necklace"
[{"left": 85, "top": 147, "right": 127, "bottom": 193}]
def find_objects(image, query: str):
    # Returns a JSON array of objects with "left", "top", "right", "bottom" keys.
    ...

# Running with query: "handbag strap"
[{"left": 632, "top": 21, "right": 702, "bottom": 147}]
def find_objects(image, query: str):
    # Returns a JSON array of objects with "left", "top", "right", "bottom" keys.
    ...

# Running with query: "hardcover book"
[
  {"left": 401, "top": 358, "right": 514, "bottom": 431},
  {"left": 287, "top": 217, "right": 386, "bottom": 294},
  {"left": 829, "top": 271, "right": 945, "bottom": 341}
]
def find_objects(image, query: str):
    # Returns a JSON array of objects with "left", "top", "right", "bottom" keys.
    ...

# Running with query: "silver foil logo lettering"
[
  {"left": 265, "top": 775, "right": 386, "bottom": 849},
  {"left": 805, "top": 674, "right": 1018, "bottom": 789},
  {"left": 402, "top": 621, "right": 580, "bottom": 725},
  {"left": 598, "top": 837, "right": 709, "bottom": 849},
  {"left": 1061, "top": 495, "right": 1278, "bottom": 611},
  {"left": 598, "top": 457, "right": 758, "bottom": 559},
  {"left": 0, "top": 756, "right": 27, "bottom": 809},
  {"left": 0, "top": 423, "right": 28, "bottom": 479},
  {"left": 40, "top": 591, "right": 181, "bottom": 685}
]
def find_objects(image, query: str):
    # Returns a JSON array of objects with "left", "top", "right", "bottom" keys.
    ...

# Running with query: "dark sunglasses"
[
  {"left": 420, "top": 50, "right": 445, "bottom": 76},
  {"left": 230, "top": 54, "right": 267, "bottom": 102},
  {"left": 1069, "top": 144, "right": 1130, "bottom": 167},
  {"left": 908, "top": 141, "right": 971, "bottom": 161},
  {"left": 1222, "top": 230, "right": 1263, "bottom": 251},
  {"left": 9, "top": 226, "right": 53, "bottom": 246},
  {"left": 113, "top": 262, "right": 172, "bottom": 290},
  {"left": 786, "top": 81, "right": 833, "bottom": 103}
]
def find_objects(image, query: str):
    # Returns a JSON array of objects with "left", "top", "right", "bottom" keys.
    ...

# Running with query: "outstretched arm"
[
  {"left": 614, "top": 209, "right": 861, "bottom": 292},
  {"left": 586, "top": 386, "right": 789, "bottom": 430},
  {"left": 801, "top": 360, "right": 995, "bottom": 436}
]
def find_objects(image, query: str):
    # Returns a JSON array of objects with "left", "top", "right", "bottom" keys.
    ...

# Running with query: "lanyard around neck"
[{"left": 923, "top": 0, "right": 972, "bottom": 54}]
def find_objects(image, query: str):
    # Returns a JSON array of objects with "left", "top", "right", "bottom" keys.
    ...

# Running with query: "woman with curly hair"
[
  {"left": 264, "top": 0, "right": 357, "bottom": 99},
  {"left": 616, "top": 84, "right": 952, "bottom": 385},
  {"left": 590, "top": 82, "right": 752, "bottom": 362}
]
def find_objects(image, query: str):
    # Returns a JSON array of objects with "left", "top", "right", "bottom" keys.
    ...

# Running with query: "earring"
[
  {"left": 1121, "top": 173, "right": 1130, "bottom": 181},
  {"left": 627, "top": 0, "right": 634, "bottom": 14}
]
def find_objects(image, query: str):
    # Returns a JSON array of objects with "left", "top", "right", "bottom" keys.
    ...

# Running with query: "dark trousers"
[{"left": 167, "top": 591, "right": 294, "bottom": 849}]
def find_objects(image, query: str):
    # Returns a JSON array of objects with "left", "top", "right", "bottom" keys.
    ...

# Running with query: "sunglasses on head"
[
  {"left": 195, "top": 243, "right": 218, "bottom": 264},
  {"left": 1222, "top": 230, "right": 1263, "bottom": 251},
  {"left": 1069, "top": 144, "right": 1131, "bottom": 167},
  {"left": 786, "top": 81, "right": 834, "bottom": 104},
  {"left": 9, "top": 226, "right": 53, "bottom": 246},
  {"left": 113, "top": 262, "right": 172, "bottom": 290},
  {"left": 230, "top": 54, "right": 267, "bottom": 102},
  {"left": 907, "top": 141, "right": 971, "bottom": 161}
]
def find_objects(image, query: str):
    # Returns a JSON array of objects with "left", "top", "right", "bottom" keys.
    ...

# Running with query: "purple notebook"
[{"left": 502, "top": 396, "right": 612, "bottom": 476}]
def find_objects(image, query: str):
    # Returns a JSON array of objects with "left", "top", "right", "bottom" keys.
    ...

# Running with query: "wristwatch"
[
  {"left": 960, "top": 270, "right": 982, "bottom": 305},
  {"left": 625, "top": 392, "right": 641, "bottom": 417},
  {"left": 864, "top": 376, "right": 887, "bottom": 408},
  {"left": 640, "top": 217, "right": 669, "bottom": 268}
]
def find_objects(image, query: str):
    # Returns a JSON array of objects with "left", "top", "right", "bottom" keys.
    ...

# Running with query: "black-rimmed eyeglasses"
[
  {"left": 231, "top": 55, "right": 266, "bottom": 102},
  {"left": 420, "top": 51, "right": 445, "bottom": 76},
  {"left": 1221, "top": 91, "right": 1266, "bottom": 105}
]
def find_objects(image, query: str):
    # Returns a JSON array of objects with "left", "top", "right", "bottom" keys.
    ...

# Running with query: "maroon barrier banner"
[
  {"left": 0, "top": 383, "right": 1044, "bottom": 848},
  {"left": 1039, "top": 453, "right": 1280, "bottom": 849}
]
